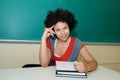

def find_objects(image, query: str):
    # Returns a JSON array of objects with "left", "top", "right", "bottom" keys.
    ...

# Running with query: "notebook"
[{"left": 56, "top": 61, "right": 87, "bottom": 78}]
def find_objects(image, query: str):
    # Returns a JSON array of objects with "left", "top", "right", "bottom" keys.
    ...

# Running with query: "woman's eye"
[
  {"left": 56, "top": 29, "right": 60, "bottom": 32},
  {"left": 64, "top": 27, "right": 68, "bottom": 30}
]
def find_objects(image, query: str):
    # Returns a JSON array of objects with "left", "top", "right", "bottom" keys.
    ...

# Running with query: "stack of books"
[{"left": 56, "top": 61, "right": 87, "bottom": 78}]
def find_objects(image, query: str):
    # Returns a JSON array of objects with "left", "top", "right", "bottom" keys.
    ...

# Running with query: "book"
[{"left": 56, "top": 61, "right": 87, "bottom": 78}]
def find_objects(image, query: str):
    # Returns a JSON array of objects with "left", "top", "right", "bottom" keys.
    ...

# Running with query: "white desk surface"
[{"left": 0, "top": 66, "right": 120, "bottom": 80}]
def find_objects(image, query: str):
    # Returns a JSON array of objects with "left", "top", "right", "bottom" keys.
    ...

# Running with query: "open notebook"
[{"left": 56, "top": 61, "right": 87, "bottom": 78}]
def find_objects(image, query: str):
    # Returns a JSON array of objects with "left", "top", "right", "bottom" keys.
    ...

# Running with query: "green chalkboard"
[{"left": 0, "top": 0, "right": 120, "bottom": 43}]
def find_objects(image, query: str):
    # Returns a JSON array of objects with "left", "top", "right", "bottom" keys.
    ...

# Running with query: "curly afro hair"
[{"left": 44, "top": 8, "right": 77, "bottom": 31}]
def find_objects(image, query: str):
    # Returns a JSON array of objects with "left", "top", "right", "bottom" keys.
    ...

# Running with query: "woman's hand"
[
  {"left": 74, "top": 61, "right": 88, "bottom": 72},
  {"left": 42, "top": 26, "right": 55, "bottom": 40}
]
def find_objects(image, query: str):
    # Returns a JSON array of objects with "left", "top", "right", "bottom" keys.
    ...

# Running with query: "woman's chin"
[{"left": 61, "top": 38, "right": 68, "bottom": 42}]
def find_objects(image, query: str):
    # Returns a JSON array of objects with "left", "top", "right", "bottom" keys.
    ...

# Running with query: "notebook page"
[{"left": 56, "top": 61, "right": 76, "bottom": 71}]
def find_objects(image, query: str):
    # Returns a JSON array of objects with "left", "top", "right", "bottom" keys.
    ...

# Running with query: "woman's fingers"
[
  {"left": 50, "top": 25, "right": 55, "bottom": 35},
  {"left": 48, "top": 29, "right": 55, "bottom": 37},
  {"left": 45, "top": 26, "right": 55, "bottom": 37},
  {"left": 74, "top": 61, "right": 86, "bottom": 72},
  {"left": 51, "top": 25, "right": 54, "bottom": 30},
  {"left": 74, "top": 61, "right": 82, "bottom": 66}
]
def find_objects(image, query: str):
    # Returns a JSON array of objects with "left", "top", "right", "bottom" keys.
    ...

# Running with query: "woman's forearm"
[{"left": 39, "top": 39, "right": 50, "bottom": 67}]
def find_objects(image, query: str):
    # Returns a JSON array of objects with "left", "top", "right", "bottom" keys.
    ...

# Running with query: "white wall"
[
  {"left": 0, "top": 42, "right": 40, "bottom": 68},
  {"left": 0, "top": 42, "right": 120, "bottom": 72}
]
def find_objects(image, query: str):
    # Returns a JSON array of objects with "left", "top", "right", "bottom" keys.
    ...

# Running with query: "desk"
[{"left": 0, "top": 66, "right": 120, "bottom": 80}]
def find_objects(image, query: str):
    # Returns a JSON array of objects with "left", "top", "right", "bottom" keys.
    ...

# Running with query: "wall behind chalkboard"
[{"left": 0, "top": 0, "right": 120, "bottom": 43}]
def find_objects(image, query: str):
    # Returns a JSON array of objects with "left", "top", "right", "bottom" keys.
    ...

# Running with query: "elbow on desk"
[
  {"left": 40, "top": 62, "right": 49, "bottom": 67},
  {"left": 41, "top": 64, "right": 48, "bottom": 67},
  {"left": 95, "top": 60, "right": 98, "bottom": 70},
  {"left": 92, "top": 60, "right": 98, "bottom": 71},
  {"left": 39, "top": 60, "right": 49, "bottom": 67},
  {"left": 87, "top": 60, "right": 98, "bottom": 72}
]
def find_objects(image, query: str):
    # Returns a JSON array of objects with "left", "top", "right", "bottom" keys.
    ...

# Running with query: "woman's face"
[{"left": 54, "top": 22, "right": 70, "bottom": 42}]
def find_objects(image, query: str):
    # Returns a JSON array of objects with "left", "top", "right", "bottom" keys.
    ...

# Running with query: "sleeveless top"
[{"left": 46, "top": 37, "right": 84, "bottom": 66}]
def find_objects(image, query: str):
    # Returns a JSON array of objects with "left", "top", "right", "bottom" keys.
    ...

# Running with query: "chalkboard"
[{"left": 0, "top": 0, "right": 120, "bottom": 43}]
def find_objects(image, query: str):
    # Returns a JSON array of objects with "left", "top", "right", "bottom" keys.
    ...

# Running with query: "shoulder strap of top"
[
  {"left": 48, "top": 38, "right": 56, "bottom": 65},
  {"left": 68, "top": 38, "right": 83, "bottom": 61},
  {"left": 50, "top": 38, "right": 56, "bottom": 52}
]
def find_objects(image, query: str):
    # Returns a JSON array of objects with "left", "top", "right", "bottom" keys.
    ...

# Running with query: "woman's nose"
[{"left": 61, "top": 30, "right": 65, "bottom": 34}]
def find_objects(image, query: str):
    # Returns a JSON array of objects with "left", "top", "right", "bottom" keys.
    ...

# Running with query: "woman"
[{"left": 39, "top": 8, "right": 98, "bottom": 72}]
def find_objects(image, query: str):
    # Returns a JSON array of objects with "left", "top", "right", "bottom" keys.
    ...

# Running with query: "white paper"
[{"left": 56, "top": 61, "right": 76, "bottom": 71}]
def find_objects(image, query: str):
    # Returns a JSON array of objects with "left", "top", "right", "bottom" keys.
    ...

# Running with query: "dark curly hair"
[{"left": 44, "top": 8, "right": 77, "bottom": 31}]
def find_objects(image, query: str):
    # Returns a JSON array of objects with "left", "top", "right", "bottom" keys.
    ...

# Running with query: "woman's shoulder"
[
  {"left": 46, "top": 37, "right": 56, "bottom": 46},
  {"left": 70, "top": 37, "right": 85, "bottom": 49},
  {"left": 70, "top": 36, "right": 82, "bottom": 42},
  {"left": 46, "top": 37, "right": 56, "bottom": 48}
]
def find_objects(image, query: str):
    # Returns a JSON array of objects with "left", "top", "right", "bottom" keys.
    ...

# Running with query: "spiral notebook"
[{"left": 56, "top": 61, "right": 87, "bottom": 78}]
